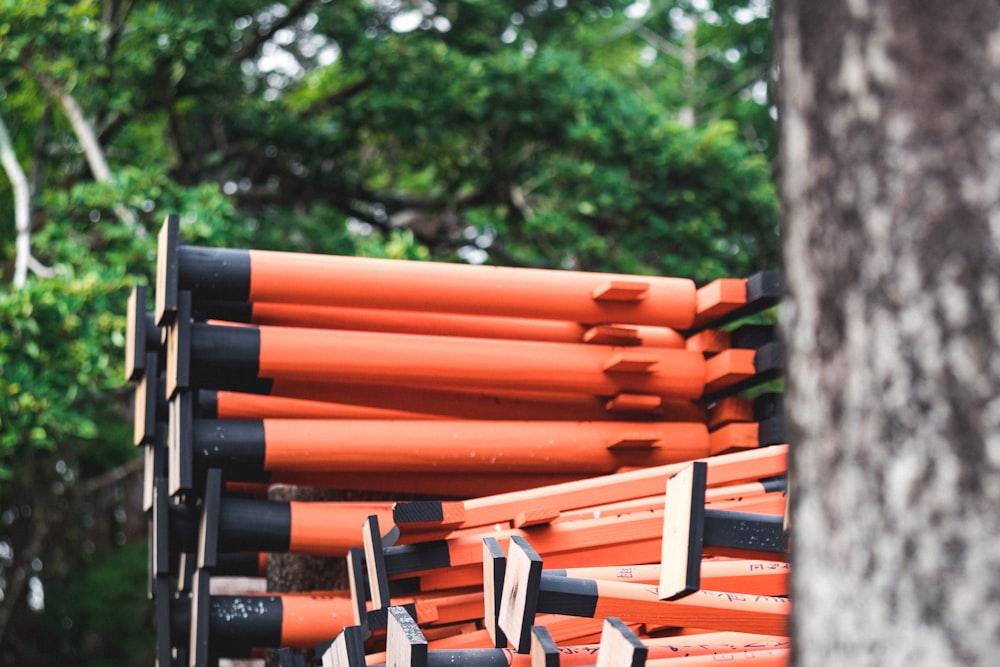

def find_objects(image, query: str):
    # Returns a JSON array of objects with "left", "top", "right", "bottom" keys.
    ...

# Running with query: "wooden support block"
[
  {"left": 364, "top": 515, "right": 393, "bottom": 610},
  {"left": 155, "top": 213, "right": 180, "bottom": 325},
  {"left": 592, "top": 280, "right": 649, "bottom": 302},
  {"left": 531, "top": 626, "right": 560, "bottom": 667},
  {"left": 323, "top": 625, "right": 365, "bottom": 667},
  {"left": 483, "top": 538, "right": 508, "bottom": 649},
  {"left": 660, "top": 463, "right": 707, "bottom": 601},
  {"left": 347, "top": 547, "right": 368, "bottom": 627},
  {"left": 498, "top": 536, "right": 544, "bottom": 653},
  {"left": 603, "top": 352, "right": 658, "bottom": 374},
  {"left": 661, "top": 463, "right": 787, "bottom": 600},
  {"left": 596, "top": 618, "right": 647, "bottom": 667},
  {"left": 132, "top": 355, "right": 159, "bottom": 446},
  {"left": 387, "top": 606, "right": 428, "bottom": 667}
]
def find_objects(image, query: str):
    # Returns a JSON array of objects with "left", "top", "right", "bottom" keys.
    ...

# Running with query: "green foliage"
[
  {"left": 0, "top": 272, "right": 133, "bottom": 479},
  {"left": 0, "top": 0, "right": 778, "bottom": 663},
  {"left": 40, "top": 540, "right": 154, "bottom": 667}
]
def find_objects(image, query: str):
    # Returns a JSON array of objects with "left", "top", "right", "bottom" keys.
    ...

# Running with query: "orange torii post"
[
  {"left": 492, "top": 537, "right": 789, "bottom": 653},
  {"left": 391, "top": 446, "right": 789, "bottom": 539},
  {"left": 155, "top": 214, "right": 697, "bottom": 329},
  {"left": 167, "top": 394, "right": 738, "bottom": 495},
  {"left": 164, "top": 305, "right": 708, "bottom": 401},
  {"left": 195, "top": 299, "right": 686, "bottom": 348}
]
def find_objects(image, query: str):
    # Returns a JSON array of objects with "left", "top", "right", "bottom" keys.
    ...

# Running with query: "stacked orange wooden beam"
[{"left": 126, "top": 214, "right": 787, "bottom": 667}]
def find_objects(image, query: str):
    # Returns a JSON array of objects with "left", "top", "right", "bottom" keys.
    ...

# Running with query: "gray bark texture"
[{"left": 778, "top": 1, "right": 1000, "bottom": 664}]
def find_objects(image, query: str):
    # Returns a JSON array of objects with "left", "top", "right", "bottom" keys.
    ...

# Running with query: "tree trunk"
[{"left": 778, "top": 2, "right": 1000, "bottom": 664}]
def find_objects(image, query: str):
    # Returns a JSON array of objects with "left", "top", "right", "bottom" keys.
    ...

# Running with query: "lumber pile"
[{"left": 127, "top": 214, "right": 788, "bottom": 667}]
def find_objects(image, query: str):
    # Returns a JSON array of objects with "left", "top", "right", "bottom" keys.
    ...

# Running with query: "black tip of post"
[
  {"left": 156, "top": 214, "right": 180, "bottom": 327},
  {"left": 746, "top": 269, "right": 783, "bottom": 304}
]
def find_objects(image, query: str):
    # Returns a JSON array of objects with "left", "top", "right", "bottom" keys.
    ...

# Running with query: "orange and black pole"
[{"left": 155, "top": 214, "right": 698, "bottom": 329}]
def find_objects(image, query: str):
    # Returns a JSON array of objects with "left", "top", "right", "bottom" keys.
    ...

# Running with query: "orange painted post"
[
  {"left": 495, "top": 537, "right": 789, "bottom": 652},
  {"left": 548, "top": 560, "right": 789, "bottom": 597},
  {"left": 202, "top": 300, "right": 686, "bottom": 348},
  {"left": 212, "top": 418, "right": 716, "bottom": 474},
  {"left": 216, "top": 380, "right": 707, "bottom": 422},
  {"left": 156, "top": 214, "right": 697, "bottom": 328},
  {"left": 391, "top": 446, "right": 790, "bottom": 538},
  {"left": 168, "top": 318, "right": 708, "bottom": 401},
  {"left": 206, "top": 390, "right": 443, "bottom": 420},
  {"left": 271, "top": 470, "right": 593, "bottom": 498}
]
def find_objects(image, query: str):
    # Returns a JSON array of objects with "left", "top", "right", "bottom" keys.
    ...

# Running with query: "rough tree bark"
[{"left": 779, "top": 1, "right": 1000, "bottom": 664}]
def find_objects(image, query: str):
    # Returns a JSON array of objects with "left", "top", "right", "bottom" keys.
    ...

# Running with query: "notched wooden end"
[{"left": 592, "top": 280, "right": 649, "bottom": 302}]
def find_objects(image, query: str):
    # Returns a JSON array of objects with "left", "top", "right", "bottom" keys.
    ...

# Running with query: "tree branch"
[
  {"left": 0, "top": 113, "right": 32, "bottom": 289},
  {"left": 34, "top": 71, "right": 142, "bottom": 231},
  {"left": 231, "top": 0, "right": 317, "bottom": 63}
]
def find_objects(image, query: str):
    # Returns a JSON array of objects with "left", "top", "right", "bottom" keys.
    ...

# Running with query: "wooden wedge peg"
[
  {"left": 582, "top": 325, "right": 641, "bottom": 346},
  {"left": 592, "top": 280, "right": 649, "bottom": 302},
  {"left": 603, "top": 353, "right": 658, "bottom": 374}
]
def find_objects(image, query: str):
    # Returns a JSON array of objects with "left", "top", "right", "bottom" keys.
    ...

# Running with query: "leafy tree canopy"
[{"left": 0, "top": 1, "right": 775, "bottom": 663}]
